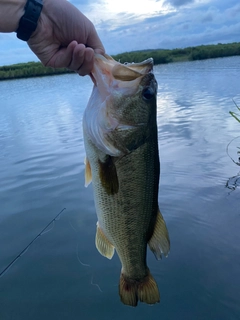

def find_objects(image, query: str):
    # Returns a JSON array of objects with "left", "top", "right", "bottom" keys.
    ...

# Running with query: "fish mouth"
[
  {"left": 122, "top": 57, "right": 154, "bottom": 75},
  {"left": 90, "top": 54, "right": 154, "bottom": 86}
]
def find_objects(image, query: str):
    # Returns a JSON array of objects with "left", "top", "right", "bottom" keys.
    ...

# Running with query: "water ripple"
[{"left": 0, "top": 57, "right": 240, "bottom": 319}]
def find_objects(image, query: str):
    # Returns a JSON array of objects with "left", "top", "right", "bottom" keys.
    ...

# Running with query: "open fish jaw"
[
  {"left": 83, "top": 54, "right": 157, "bottom": 157},
  {"left": 93, "top": 54, "right": 154, "bottom": 97}
]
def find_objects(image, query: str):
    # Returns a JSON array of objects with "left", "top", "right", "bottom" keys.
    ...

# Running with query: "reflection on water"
[
  {"left": 226, "top": 136, "right": 240, "bottom": 167},
  {"left": 0, "top": 57, "right": 240, "bottom": 320},
  {"left": 226, "top": 174, "right": 240, "bottom": 191}
]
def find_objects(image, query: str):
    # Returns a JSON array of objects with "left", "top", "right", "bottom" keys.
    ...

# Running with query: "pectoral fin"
[
  {"left": 84, "top": 157, "right": 92, "bottom": 187},
  {"left": 148, "top": 208, "right": 170, "bottom": 260},
  {"left": 98, "top": 156, "right": 119, "bottom": 195},
  {"left": 95, "top": 222, "right": 115, "bottom": 259}
]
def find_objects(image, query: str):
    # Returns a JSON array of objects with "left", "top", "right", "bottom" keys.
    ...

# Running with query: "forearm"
[
  {"left": 0, "top": 0, "right": 104, "bottom": 75},
  {"left": 0, "top": 0, "right": 25, "bottom": 32}
]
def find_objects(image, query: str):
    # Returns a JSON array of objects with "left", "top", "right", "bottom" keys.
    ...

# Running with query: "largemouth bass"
[{"left": 83, "top": 54, "right": 170, "bottom": 307}]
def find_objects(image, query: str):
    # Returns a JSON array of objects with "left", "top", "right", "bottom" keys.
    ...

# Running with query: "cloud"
[
  {"left": 73, "top": 0, "right": 174, "bottom": 27},
  {"left": 225, "top": 3, "right": 240, "bottom": 18},
  {"left": 201, "top": 12, "right": 213, "bottom": 23},
  {"left": 0, "top": 0, "right": 240, "bottom": 66},
  {"left": 164, "top": 0, "right": 195, "bottom": 7},
  {"left": 95, "top": 0, "right": 240, "bottom": 54}
]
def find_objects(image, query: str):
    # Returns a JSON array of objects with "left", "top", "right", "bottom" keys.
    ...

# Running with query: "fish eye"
[{"left": 142, "top": 87, "right": 155, "bottom": 100}]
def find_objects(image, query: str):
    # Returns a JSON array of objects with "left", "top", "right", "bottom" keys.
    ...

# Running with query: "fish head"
[{"left": 84, "top": 54, "right": 158, "bottom": 156}]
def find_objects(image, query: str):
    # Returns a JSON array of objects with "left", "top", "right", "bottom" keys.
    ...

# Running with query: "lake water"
[{"left": 0, "top": 56, "right": 240, "bottom": 320}]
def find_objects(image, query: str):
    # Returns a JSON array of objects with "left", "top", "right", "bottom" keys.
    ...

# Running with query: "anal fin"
[
  {"left": 148, "top": 208, "right": 170, "bottom": 260},
  {"left": 95, "top": 222, "right": 115, "bottom": 259}
]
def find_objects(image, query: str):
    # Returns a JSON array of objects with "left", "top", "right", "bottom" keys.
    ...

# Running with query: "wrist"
[
  {"left": 16, "top": 0, "right": 43, "bottom": 41},
  {"left": 29, "top": 0, "right": 70, "bottom": 43}
]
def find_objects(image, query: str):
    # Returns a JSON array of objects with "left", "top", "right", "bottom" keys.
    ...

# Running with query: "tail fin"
[{"left": 119, "top": 270, "right": 160, "bottom": 307}]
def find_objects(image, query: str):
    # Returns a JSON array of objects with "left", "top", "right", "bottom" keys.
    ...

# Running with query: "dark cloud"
[
  {"left": 181, "top": 24, "right": 190, "bottom": 30},
  {"left": 202, "top": 13, "right": 213, "bottom": 23},
  {"left": 226, "top": 3, "right": 240, "bottom": 18},
  {"left": 164, "top": 0, "right": 195, "bottom": 8}
]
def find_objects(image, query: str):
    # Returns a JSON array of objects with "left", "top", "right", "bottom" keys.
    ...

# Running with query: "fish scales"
[
  {"left": 87, "top": 140, "right": 158, "bottom": 277},
  {"left": 83, "top": 54, "right": 170, "bottom": 306}
]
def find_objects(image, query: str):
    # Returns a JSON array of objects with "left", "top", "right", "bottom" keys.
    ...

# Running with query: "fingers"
[
  {"left": 46, "top": 40, "right": 77, "bottom": 69},
  {"left": 46, "top": 41, "right": 96, "bottom": 76},
  {"left": 70, "top": 45, "right": 95, "bottom": 76}
]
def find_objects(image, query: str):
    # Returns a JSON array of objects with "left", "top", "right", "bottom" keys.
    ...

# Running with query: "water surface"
[{"left": 0, "top": 56, "right": 240, "bottom": 320}]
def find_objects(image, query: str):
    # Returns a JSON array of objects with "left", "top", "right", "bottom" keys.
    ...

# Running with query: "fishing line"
[
  {"left": 91, "top": 275, "right": 103, "bottom": 293},
  {"left": 76, "top": 243, "right": 90, "bottom": 267},
  {"left": 0, "top": 208, "right": 66, "bottom": 278},
  {"left": 69, "top": 220, "right": 78, "bottom": 232}
]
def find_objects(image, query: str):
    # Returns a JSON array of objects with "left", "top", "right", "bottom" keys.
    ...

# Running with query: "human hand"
[{"left": 27, "top": 0, "right": 105, "bottom": 76}]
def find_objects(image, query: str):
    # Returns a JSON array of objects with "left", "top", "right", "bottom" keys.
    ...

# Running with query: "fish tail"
[{"left": 119, "top": 270, "right": 160, "bottom": 307}]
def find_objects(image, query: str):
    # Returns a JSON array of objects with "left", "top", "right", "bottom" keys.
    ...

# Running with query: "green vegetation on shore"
[
  {"left": 114, "top": 42, "right": 240, "bottom": 64},
  {"left": 1, "top": 42, "right": 240, "bottom": 81},
  {"left": 0, "top": 62, "right": 72, "bottom": 81}
]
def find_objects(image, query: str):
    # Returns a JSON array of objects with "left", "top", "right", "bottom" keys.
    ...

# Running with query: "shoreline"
[{"left": 1, "top": 42, "right": 240, "bottom": 81}]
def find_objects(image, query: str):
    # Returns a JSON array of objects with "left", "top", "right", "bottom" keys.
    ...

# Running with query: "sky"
[{"left": 0, "top": 0, "right": 240, "bottom": 66}]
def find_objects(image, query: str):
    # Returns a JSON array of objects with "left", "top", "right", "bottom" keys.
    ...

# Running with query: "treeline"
[
  {"left": 1, "top": 42, "right": 240, "bottom": 81},
  {"left": 114, "top": 42, "right": 240, "bottom": 64},
  {"left": 0, "top": 62, "right": 72, "bottom": 81}
]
